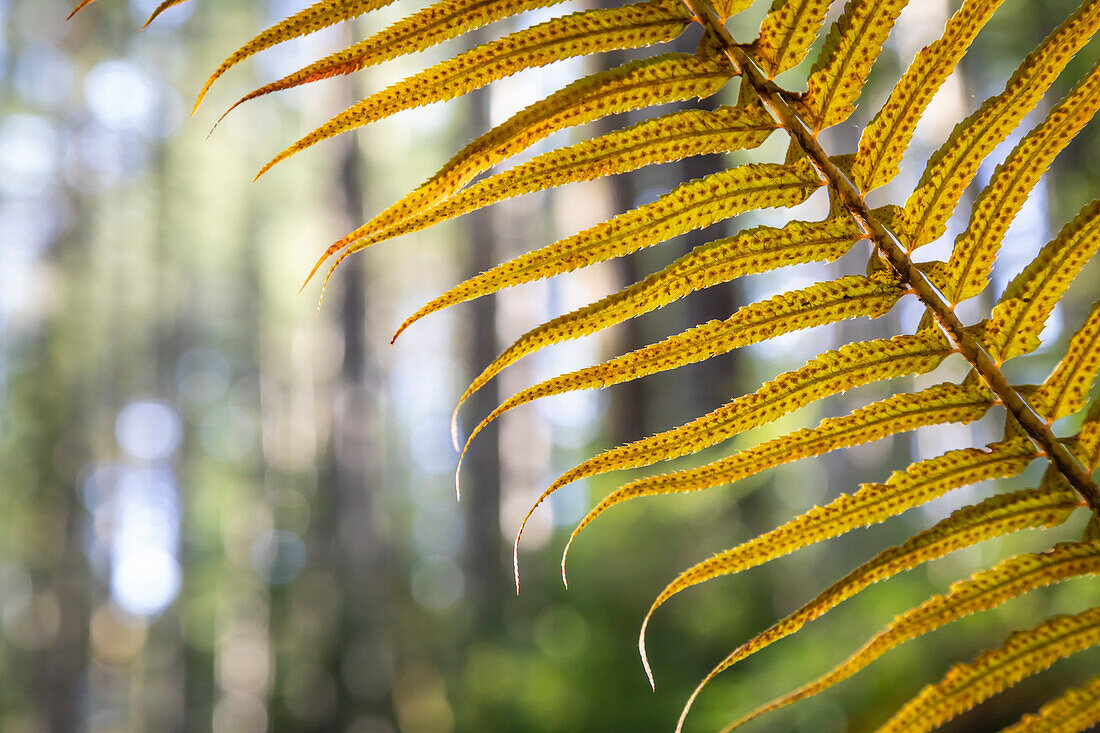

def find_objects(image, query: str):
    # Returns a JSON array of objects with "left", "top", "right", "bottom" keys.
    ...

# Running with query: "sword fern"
[{"left": 73, "top": 0, "right": 1100, "bottom": 729}]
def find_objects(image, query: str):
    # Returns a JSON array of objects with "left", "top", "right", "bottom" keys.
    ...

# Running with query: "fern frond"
[
  {"left": 876, "top": 605, "right": 1100, "bottom": 733},
  {"left": 724, "top": 542, "right": 1100, "bottom": 731},
  {"left": 749, "top": 0, "right": 836, "bottom": 78},
  {"left": 454, "top": 216, "right": 860, "bottom": 430},
  {"left": 96, "top": 1, "right": 1100, "bottom": 729},
  {"left": 797, "top": 0, "right": 910, "bottom": 131},
  {"left": 1037, "top": 300, "right": 1100, "bottom": 422},
  {"left": 999, "top": 672, "right": 1100, "bottom": 733},
  {"left": 519, "top": 332, "right": 952, "bottom": 571},
  {"left": 945, "top": 60, "right": 1100, "bottom": 304},
  {"left": 575, "top": 381, "right": 994, "bottom": 535},
  {"left": 218, "top": 0, "right": 575, "bottom": 120},
  {"left": 307, "top": 52, "right": 735, "bottom": 284},
  {"left": 637, "top": 437, "right": 1039, "bottom": 685},
  {"left": 677, "top": 485, "right": 1080, "bottom": 732},
  {"left": 193, "top": 0, "right": 399, "bottom": 112},
  {"left": 465, "top": 274, "right": 905, "bottom": 499},
  {"left": 984, "top": 199, "right": 1100, "bottom": 361},
  {"left": 900, "top": 1, "right": 1100, "bottom": 249},
  {"left": 391, "top": 161, "right": 823, "bottom": 339},
  {"left": 257, "top": 0, "right": 695, "bottom": 179},
  {"left": 851, "top": 0, "right": 1008, "bottom": 192},
  {"left": 337, "top": 104, "right": 778, "bottom": 259}
]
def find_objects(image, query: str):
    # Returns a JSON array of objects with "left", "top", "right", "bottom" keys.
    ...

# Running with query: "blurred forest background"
[{"left": 1, "top": 0, "right": 1098, "bottom": 731}]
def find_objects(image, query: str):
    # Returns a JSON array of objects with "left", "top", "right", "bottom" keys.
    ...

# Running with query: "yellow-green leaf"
[
  {"left": 552, "top": 331, "right": 949, "bottom": 502},
  {"left": 218, "top": 0, "right": 575, "bottom": 120},
  {"left": 543, "top": 331, "right": 954, "bottom": 589},
  {"left": 331, "top": 104, "right": 777, "bottom": 260},
  {"left": 257, "top": 0, "right": 695, "bottom": 180},
  {"left": 392, "top": 161, "right": 823, "bottom": 340},
  {"left": 798, "top": 0, "right": 910, "bottom": 130},
  {"left": 193, "top": 0, "right": 399, "bottom": 112},
  {"left": 577, "top": 382, "right": 993, "bottom": 539},
  {"left": 677, "top": 484, "right": 1077, "bottom": 733},
  {"left": 723, "top": 541, "right": 1099, "bottom": 732},
  {"left": 750, "top": 0, "right": 836, "bottom": 78},
  {"left": 307, "top": 52, "right": 735, "bottom": 288},
  {"left": 638, "top": 437, "right": 1038, "bottom": 686},
  {"left": 453, "top": 216, "right": 860, "bottom": 426},
  {"left": 946, "top": 59, "right": 1100, "bottom": 304},
  {"left": 852, "top": 0, "right": 1008, "bottom": 191},
  {"left": 999, "top": 672, "right": 1100, "bottom": 733},
  {"left": 1036, "top": 300, "right": 1100, "bottom": 422},
  {"left": 984, "top": 199, "right": 1100, "bottom": 361},
  {"left": 900, "top": 0, "right": 1100, "bottom": 249},
  {"left": 468, "top": 275, "right": 906, "bottom": 506},
  {"left": 877, "top": 605, "right": 1100, "bottom": 733},
  {"left": 481, "top": 279, "right": 910, "bottom": 512}
]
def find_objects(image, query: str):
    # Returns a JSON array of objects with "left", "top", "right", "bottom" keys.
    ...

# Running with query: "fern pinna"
[{"left": 75, "top": 0, "right": 1100, "bottom": 729}]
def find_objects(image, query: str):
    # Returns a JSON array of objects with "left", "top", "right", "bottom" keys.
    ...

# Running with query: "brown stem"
[{"left": 682, "top": 0, "right": 1100, "bottom": 512}]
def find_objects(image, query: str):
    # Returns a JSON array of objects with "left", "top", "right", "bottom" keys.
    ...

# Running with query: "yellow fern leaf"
[
  {"left": 332, "top": 104, "right": 778, "bottom": 261},
  {"left": 256, "top": 0, "right": 695, "bottom": 179},
  {"left": 542, "top": 332, "right": 954, "bottom": 588},
  {"left": 637, "top": 437, "right": 1039, "bottom": 686},
  {"left": 497, "top": 313, "right": 923, "bottom": 500},
  {"left": 852, "top": 0, "right": 1008, "bottom": 191},
  {"left": 749, "top": 0, "right": 835, "bottom": 78},
  {"left": 577, "top": 382, "right": 994, "bottom": 538},
  {"left": 1036, "top": 300, "right": 1100, "bottom": 422},
  {"left": 465, "top": 275, "right": 905, "bottom": 503},
  {"left": 999, "top": 672, "right": 1100, "bottom": 733},
  {"left": 218, "top": 0, "right": 575, "bottom": 121},
  {"left": 453, "top": 216, "right": 860, "bottom": 429},
  {"left": 306, "top": 52, "right": 735, "bottom": 286},
  {"left": 547, "top": 331, "right": 949, "bottom": 498},
  {"left": 193, "top": 0, "right": 398, "bottom": 113},
  {"left": 900, "top": 0, "right": 1100, "bottom": 249},
  {"left": 676, "top": 485, "right": 1079, "bottom": 733},
  {"left": 798, "top": 0, "right": 910, "bottom": 131},
  {"left": 391, "top": 161, "right": 823, "bottom": 339},
  {"left": 946, "top": 59, "right": 1100, "bottom": 304},
  {"left": 984, "top": 199, "right": 1100, "bottom": 361},
  {"left": 723, "top": 541, "right": 1100, "bottom": 732},
  {"left": 877, "top": 605, "right": 1100, "bottom": 733}
]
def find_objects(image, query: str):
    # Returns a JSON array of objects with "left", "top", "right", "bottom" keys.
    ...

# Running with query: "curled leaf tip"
[
  {"left": 301, "top": 246, "right": 336, "bottom": 296},
  {"left": 450, "top": 409, "right": 462, "bottom": 452},
  {"left": 561, "top": 532, "right": 577, "bottom": 588},
  {"left": 207, "top": 105, "right": 237, "bottom": 136},
  {"left": 513, "top": 540, "right": 522, "bottom": 595},
  {"left": 391, "top": 310, "right": 420, "bottom": 342},
  {"left": 639, "top": 620, "right": 656, "bottom": 691},
  {"left": 453, "top": 449, "right": 467, "bottom": 501}
]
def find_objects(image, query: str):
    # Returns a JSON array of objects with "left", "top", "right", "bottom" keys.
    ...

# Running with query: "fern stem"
[{"left": 680, "top": 0, "right": 1100, "bottom": 513}]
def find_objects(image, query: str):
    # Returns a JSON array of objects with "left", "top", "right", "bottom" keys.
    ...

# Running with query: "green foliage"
[{"left": 74, "top": 0, "right": 1100, "bottom": 729}]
